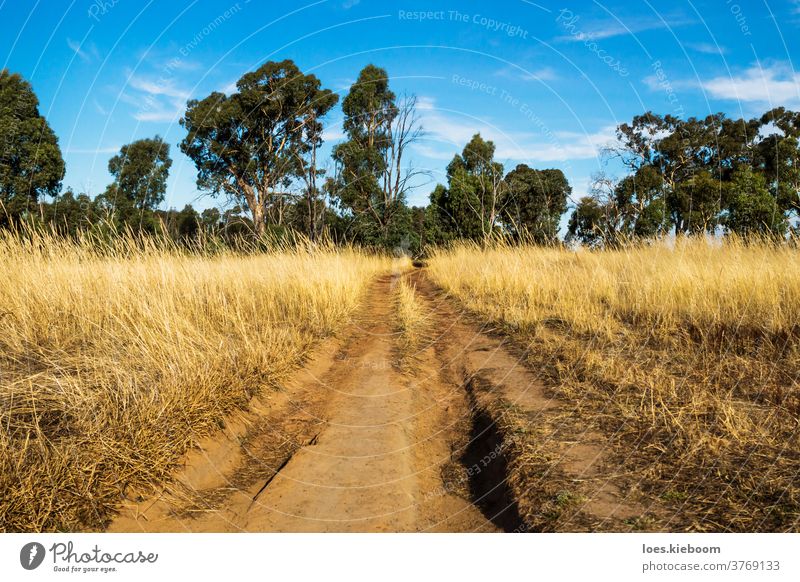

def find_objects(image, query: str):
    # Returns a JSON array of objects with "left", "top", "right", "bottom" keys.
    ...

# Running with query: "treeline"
[
  {"left": 1, "top": 65, "right": 798, "bottom": 251},
  {"left": 567, "top": 110, "right": 800, "bottom": 246}
]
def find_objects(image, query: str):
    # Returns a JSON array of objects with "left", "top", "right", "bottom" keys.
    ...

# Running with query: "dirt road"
[{"left": 110, "top": 268, "right": 648, "bottom": 532}]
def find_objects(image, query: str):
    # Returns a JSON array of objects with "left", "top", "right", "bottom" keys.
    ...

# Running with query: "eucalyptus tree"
[
  {"left": 180, "top": 60, "right": 338, "bottom": 236},
  {"left": 330, "top": 64, "right": 424, "bottom": 246}
]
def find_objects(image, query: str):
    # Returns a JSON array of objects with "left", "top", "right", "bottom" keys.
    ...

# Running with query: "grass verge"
[
  {"left": 429, "top": 237, "right": 800, "bottom": 532},
  {"left": 0, "top": 231, "right": 396, "bottom": 531}
]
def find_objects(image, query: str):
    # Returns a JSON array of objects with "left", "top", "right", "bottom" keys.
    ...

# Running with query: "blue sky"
[{"left": 2, "top": 0, "right": 800, "bottom": 218}]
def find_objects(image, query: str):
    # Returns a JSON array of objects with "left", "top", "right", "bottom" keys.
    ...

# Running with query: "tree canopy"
[
  {"left": 568, "top": 108, "right": 800, "bottom": 246},
  {"left": 180, "top": 59, "right": 338, "bottom": 235},
  {"left": 107, "top": 137, "right": 171, "bottom": 208},
  {"left": 503, "top": 165, "right": 570, "bottom": 243},
  {"left": 427, "top": 134, "right": 506, "bottom": 242}
]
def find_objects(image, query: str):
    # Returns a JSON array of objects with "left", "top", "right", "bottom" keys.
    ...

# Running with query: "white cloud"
[
  {"left": 161, "top": 58, "right": 202, "bottom": 72},
  {"left": 334, "top": 78, "right": 356, "bottom": 92},
  {"left": 417, "top": 108, "right": 481, "bottom": 149},
  {"left": 415, "top": 96, "right": 437, "bottom": 111},
  {"left": 702, "top": 64, "right": 800, "bottom": 106},
  {"left": 533, "top": 127, "right": 617, "bottom": 161},
  {"left": 220, "top": 79, "right": 238, "bottom": 95},
  {"left": 322, "top": 118, "right": 345, "bottom": 143},
  {"left": 642, "top": 74, "right": 661, "bottom": 92},
  {"left": 520, "top": 67, "right": 558, "bottom": 82},
  {"left": 411, "top": 143, "right": 458, "bottom": 162},
  {"left": 495, "top": 66, "right": 558, "bottom": 83},
  {"left": 413, "top": 97, "right": 616, "bottom": 164},
  {"left": 642, "top": 74, "right": 695, "bottom": 92}
]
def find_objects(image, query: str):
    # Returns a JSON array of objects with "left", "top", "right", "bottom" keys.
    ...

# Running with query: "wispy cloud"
[
  {"left": 701, "top": 63, "right": 800, "bottom": 106},
  {"left": 127, "top": 74, "right": 190, "bottom": 100},
  {"left": 556, "top": 14, "right": 693, "bottom": 42},
  {"left": 495, "top": 65, "right": 558, "bottom": 83},
  {"left": 536, "top": 127, "right": 617, "bottom": 162},
  {"left": 161, "top": 58, "right": 203, "bottom": 72},
  {"left": 685, "top": 42, "right": 727, "bottom": 55},
  {"left": 415, "top": 96, "right": 437, "bottom": 111},
  {"left": 67, "top": 38, "right": 99, "bottom": 63},
  {"left": 334, "top": 78, "right": 355, "bottom": 92},
  {"left": 220, "top": 79, "right": 238, "bottom": 95},
  {"left": 134, "top": 107, "right": 184, "bottom": 123},
  {"left": 93, "top": 99, "right": 109, "bottom": 116},
  {"left": 125, "top": 72, "right": 190, "bottom": 123},
  {"left": 413, "top": 97, "right": 615, "bottom": 163}
]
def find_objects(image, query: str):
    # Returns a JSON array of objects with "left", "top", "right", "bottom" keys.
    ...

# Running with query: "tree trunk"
[{"left": 252, "top": 203, "right": 266, "bottom": 237}]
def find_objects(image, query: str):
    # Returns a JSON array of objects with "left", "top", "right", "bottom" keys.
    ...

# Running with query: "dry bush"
[
  {"left": 429, "top": 237, "right": 800, "bottom": 531},
  {"left": 0, "top": 231, "right": 396, "bottom": 532}
]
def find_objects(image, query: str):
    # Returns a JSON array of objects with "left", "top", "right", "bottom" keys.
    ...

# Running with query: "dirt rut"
[{"left": 408, "top": 269, "right": 661, "bottom": 531}]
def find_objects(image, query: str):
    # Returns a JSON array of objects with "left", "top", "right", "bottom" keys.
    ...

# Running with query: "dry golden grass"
[
  {"left": 395, "top": 278, "right": 427, "bottom": 367},
  {"left": 429, "top": 237, "right": 800, "bottom": 531},
  {"left": 0, "top": 231, "right": 398, "bottom": 532}
]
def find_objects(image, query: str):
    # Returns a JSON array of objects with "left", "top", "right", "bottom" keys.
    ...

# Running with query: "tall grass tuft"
[{"left": 395, "top": 279, "right": 427, "bottom": 368}]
